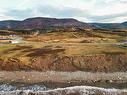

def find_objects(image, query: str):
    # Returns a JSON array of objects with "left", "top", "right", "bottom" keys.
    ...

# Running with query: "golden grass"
[
  {"left": 0, "top": 42, "right": 126, "bottom": 58},
  {"left": 0, "top": 30, "right": 126, "bottom": 65}
]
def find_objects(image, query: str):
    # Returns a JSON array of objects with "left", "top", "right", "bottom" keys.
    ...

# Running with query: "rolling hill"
[
  {"left": 0, "top": 17, "right": 127, "bottom": 30},
  {"left": 91, "top": 22, "right": 127, "bottom": 29},
  {"left": 0, "top": 17, "right": 91, "bottom": 30}
]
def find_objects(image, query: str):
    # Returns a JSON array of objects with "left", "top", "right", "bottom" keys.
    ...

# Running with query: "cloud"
[
  {"left": 88, "top": 12, "right": 127, "bottom": 23},
  {"left": 5, "top": 9, "right": 33, "bottom": 20},
  {"left": 0, "top": 14, "right": 13, "bottom": 21},
  {"left": 0, "top": 0, "right": 127, "bottom": 23},
  {"left": 0, "top": 8, "right": 14, "bottom": 20},
  {"left": 37, "top": 5, "right": 89, "bottom": 17},
  {"left": 5, "top": 5, "right": 91, "bottom": 20}
]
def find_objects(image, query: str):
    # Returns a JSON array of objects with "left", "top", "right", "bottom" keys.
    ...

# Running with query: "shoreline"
[
  {"left": 0, "top": 71, "right": 127, "bottom": 84},
  {"left": 0, "top": 86, "right": 127, "bottom": 95}
]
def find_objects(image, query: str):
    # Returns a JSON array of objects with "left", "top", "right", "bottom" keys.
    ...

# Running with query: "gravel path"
[{"left": 0, "top": 71, "right": 127, "bottom": 84}]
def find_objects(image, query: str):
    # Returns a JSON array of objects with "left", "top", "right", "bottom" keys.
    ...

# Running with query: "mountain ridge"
[
  {"left": 0, "top": 17, "right": 91, "bottom": 30},
  {"left": 0, "top": 17, "right": 127, "bottom": 30}
]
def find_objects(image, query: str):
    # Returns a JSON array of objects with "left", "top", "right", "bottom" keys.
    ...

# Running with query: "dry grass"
[
  {"left": 0, "top": 42, "right": 126, "bottom": 72},
  {"left": 0, "top": 30, "right": 126, "bottom": 71},
  {"left": 0, "top": 43, "right": 126, "bottom": 57}
]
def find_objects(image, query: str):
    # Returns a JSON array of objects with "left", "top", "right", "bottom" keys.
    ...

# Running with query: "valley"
[
  {"left": 0, "top": 18, "right": 127, "bottom": 95},
  {"left": 1, "top": 0, "right": 127, "bottom": 94}
]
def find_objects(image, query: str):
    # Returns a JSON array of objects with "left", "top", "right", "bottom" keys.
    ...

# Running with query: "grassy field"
[
  {"left": 0, "top": 42, "right": 126, "bottom": 57},
  {"left": 0, "top": 29, "right": 127, "bottom": 72}
]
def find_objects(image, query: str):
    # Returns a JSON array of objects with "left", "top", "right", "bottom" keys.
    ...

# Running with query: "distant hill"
[
  {"left": 0, "top": 17, "right": 127, "bottom": 30},
  {"left": 0, "top": 20, "right": 21, "bottom": 29},
  {"left": 91, "top": 22, "right": 127, "bottom": 30},
  {"left": 0, "top": 17, "right": 91, "bottom": 30},
  {"left": 121, "top": 21, "right": 127, "bottom": 27}
]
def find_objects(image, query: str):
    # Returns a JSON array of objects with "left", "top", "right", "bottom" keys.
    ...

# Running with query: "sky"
[{"left": 0, "top": 0, "right": 127, "bottom": 23}]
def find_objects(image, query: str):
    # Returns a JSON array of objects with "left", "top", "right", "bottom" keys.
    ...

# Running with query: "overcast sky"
[{"left": 0, "top": 0, "right": 127, "bottom": 23}]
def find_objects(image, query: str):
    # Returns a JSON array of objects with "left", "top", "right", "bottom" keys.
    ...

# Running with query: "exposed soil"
[{"left": 0, "top": 53, "right": 127, "bottom": 72}]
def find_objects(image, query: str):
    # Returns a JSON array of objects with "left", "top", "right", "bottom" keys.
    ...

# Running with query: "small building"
[{"left": 11, "top": 40, "right": 20, "bottom": 44}]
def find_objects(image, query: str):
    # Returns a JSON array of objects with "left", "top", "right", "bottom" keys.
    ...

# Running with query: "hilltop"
[
  {"left": 0, "top": 17, "right": 91, "bottom": 30},
  {"left": 0, "top": 17, "right": 127, "bottom": 30}
]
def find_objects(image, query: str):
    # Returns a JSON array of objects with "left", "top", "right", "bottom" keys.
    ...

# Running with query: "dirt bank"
[{"left": 0, "top": 54, "right": 127, "bottom": 72}]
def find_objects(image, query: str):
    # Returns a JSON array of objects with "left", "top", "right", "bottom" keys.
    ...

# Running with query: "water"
[
  {"left": 0, "top": 83, "right": 127, "bottom": 95},
  {"left": 0, "top": 84, "right": 48, "bottom": 92}
]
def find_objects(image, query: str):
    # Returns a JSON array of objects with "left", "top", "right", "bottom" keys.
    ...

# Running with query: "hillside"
[
  {"left": 91, "top": 22, "right": 127, "bottom": 29},
  {"left": 0, "top": 17, "right": 91, "bottom": 30},
  {"left": 0, "top": 17, "right": 127, "bottom": 30},
  {"left": 121, "top": 21, "right": 127, "bottom": 27}
]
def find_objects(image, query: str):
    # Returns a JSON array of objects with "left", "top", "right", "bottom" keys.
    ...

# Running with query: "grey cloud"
[
  {"left": 5, "top": 5, "right": 91, "bottom": 20},
  {"left": 87, "top": 12, "right": 127, "bottom": 22},
  {"left": 37, "top": 5, "right": 90, "bottom": 17},
  {"left": 5, "top": 9, "right": 33, "bottom": 20},
  {"left": 3, "top": 4, "right": 127, "bottom": 23}
]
